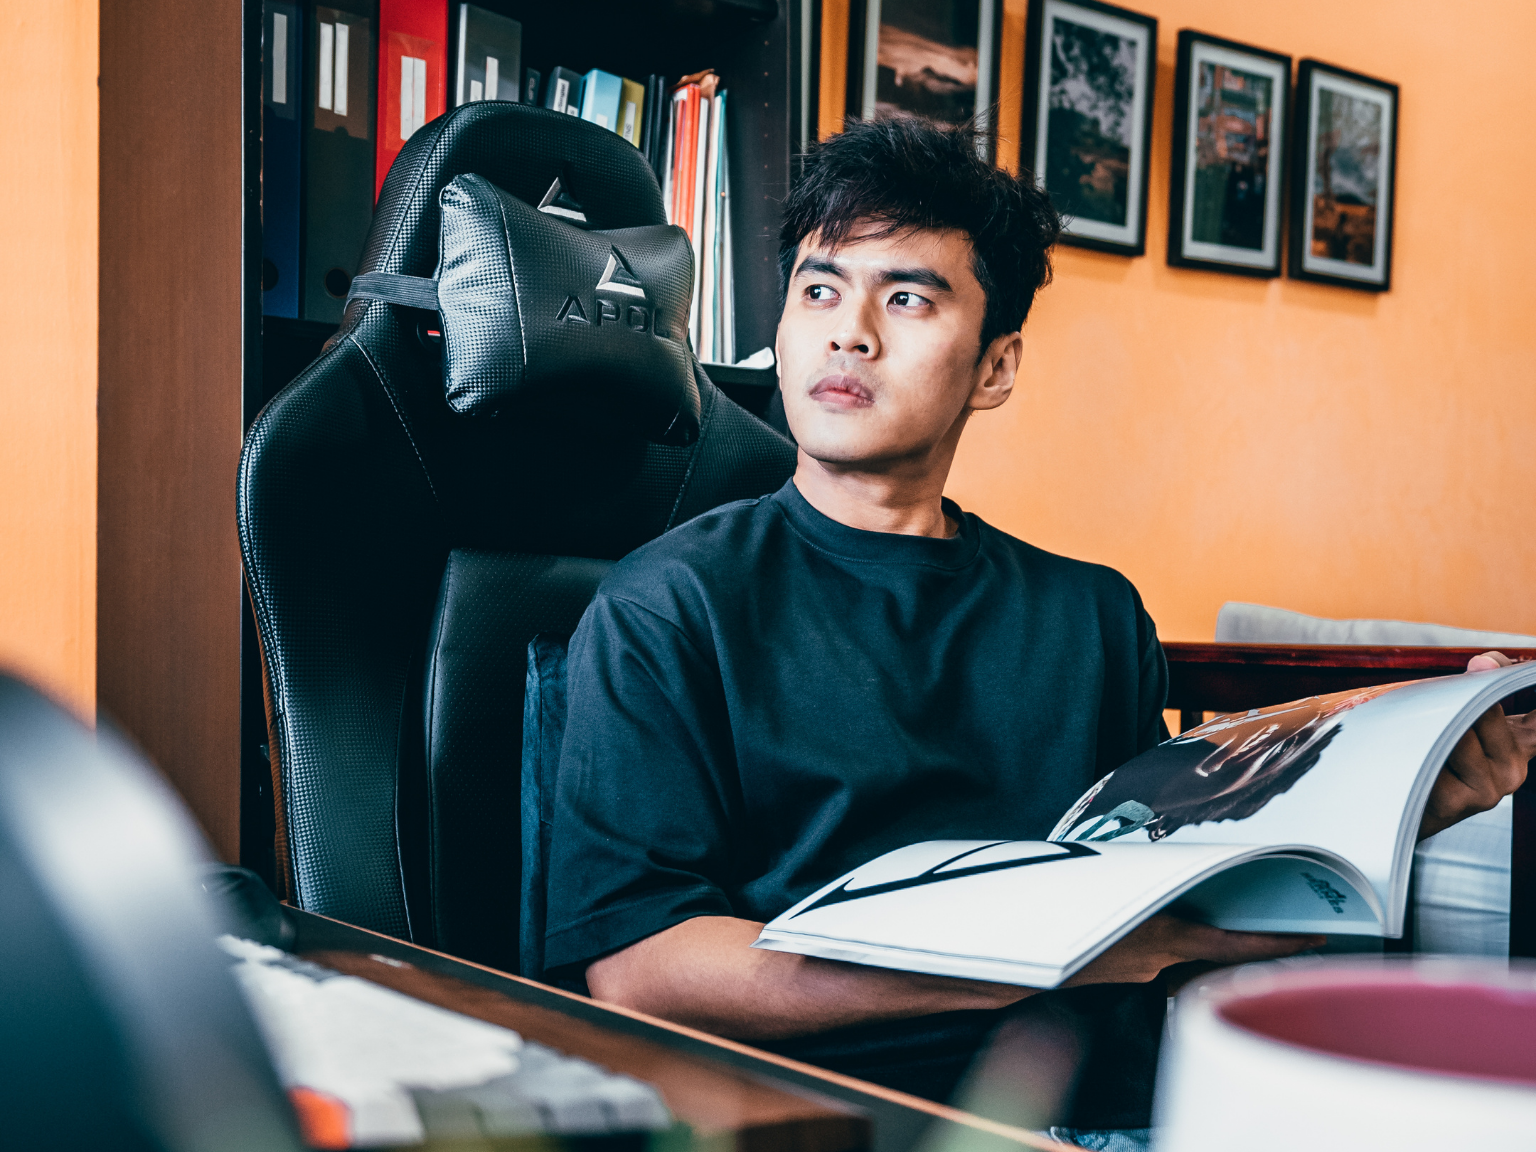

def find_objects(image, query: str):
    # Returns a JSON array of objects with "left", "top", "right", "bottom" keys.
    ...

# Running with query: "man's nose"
[{"left": 828, "top": 298, "right": 879, "bottom": 357}]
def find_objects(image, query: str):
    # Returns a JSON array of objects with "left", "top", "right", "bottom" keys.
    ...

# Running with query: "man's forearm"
[{"left": 585, "top": 915, "right": 1034, "bottom": 1040}]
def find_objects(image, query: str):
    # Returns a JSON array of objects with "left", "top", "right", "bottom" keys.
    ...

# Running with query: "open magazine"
[{"left": 753, "top": 663, "right": 1536, "bottom": 989}]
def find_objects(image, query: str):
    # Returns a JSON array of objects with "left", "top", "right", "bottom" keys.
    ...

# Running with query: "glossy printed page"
[
  {"left": 754, "top": 839, "right": 1368, "bottom": 988},
  {"left": 1049, "top": 663, "right": 1536, "bottom": 920}
]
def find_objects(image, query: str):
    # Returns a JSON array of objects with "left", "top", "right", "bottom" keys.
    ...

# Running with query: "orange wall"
[{"left": 0, "top": 3, "right": 98, "bottom": 716}]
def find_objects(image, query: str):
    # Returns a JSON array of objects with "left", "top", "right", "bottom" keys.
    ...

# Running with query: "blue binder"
[
  {"left": 579, "top": 69, "right": 623, "bottom": 133},
  {"left": 262, "top": 0, "right": 302, "bottom": 319}
]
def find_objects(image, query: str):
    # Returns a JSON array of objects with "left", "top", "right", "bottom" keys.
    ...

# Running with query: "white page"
[
  {"left": 1050, "top": 663, "right": 1536, "bottom": 931},
  {"left": 755, "top": 839, "right": 1375, "bottom": 988}
]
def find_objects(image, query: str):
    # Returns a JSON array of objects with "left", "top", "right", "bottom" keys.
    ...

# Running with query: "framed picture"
[
  {"left": 845, "top": 0, "right": 1005, "bottom": 150},
  {"left": 1168, "top": 31, "right": 1291, "bottom": 277},
  {"left": 1023, "top": 0, "right": 1157, "bottom": 255},
  {"left": 1289, "top": 59, "right": 1398, "bottom": 291}
]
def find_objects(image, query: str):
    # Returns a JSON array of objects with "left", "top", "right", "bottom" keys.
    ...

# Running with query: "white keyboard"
[{"left": 219, "top": 936, "right": 671, "bottom": 1147}]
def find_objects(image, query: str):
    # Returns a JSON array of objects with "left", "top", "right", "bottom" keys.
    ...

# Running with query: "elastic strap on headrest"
[{"left": 346, "top": 272, "right": 441, "bottom": 311}]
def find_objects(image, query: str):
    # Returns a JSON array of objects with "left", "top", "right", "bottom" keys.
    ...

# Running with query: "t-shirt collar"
[{"left": 770, "top": 479, "right": 981, "bottom": 569}]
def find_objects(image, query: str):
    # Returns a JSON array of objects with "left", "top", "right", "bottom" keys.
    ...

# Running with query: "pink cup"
[{"left": 1154, "top": 957, "right": 1536, "bottom": 1151}]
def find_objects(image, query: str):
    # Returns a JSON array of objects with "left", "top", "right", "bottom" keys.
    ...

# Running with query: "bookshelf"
[{"left": 241, "top": 0, "right": 812, "bottom": 883}]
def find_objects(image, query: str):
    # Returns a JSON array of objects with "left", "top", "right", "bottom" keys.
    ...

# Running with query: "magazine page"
[
  {"left": 753, "top": 839, "right": 1377, "bottom": 989},
  {"left": 1048, "top": 663, "right": 1536, "bottom": 932}
]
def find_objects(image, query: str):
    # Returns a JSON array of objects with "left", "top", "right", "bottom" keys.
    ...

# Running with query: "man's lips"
[{"left": 809, "top": 374, "right": 875, "bottom": 408}]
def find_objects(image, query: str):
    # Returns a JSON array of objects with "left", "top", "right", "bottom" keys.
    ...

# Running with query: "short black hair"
[{"left": 779, "top": 117, "right": 1062, "bottom": 351}]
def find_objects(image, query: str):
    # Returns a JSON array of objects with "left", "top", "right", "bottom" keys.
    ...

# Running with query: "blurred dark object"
[
  {"left": 200, "top": 863, "right": 297, "bottom": 951},
  {"left": 0, "top": 673, "right": 302, "bottom": 1151}
]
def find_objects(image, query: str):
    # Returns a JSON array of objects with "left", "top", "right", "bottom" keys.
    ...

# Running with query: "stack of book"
[
  {"left": 262, "top": 0, "right": 734, "bottom": 362},
  {"left": 661, "top": 70, "right": 733, "bottom": 365}
]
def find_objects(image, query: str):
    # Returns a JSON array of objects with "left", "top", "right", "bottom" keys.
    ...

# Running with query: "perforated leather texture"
[
  {"left": 418, "top": 552, "right": 611, "bottom": 966},
  {"left": 437, "top": 174, "right": 700, "bottom": 443},
  {"left": 238, "top": 101, "right": 796, "bottom": 966}
]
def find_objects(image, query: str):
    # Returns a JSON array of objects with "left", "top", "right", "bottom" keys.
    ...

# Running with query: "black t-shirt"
[{"left": 544, "top": 480, "right": 1170, "bottom": 1128}]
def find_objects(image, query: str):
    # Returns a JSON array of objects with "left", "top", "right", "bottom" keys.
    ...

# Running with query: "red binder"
[{"left": 375, "top": 0, "right": 448, "bottom": 200}]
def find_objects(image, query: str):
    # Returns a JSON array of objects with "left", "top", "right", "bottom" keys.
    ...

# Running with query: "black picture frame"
[
  {"left": 1167, "top": 30, "right": 1291, "bottom": 277},
  {"left": 1022, "top": 0, "right": 1157, "bottom": 256},
  {"left": 844, "top": 0, "right": 1006, "bottom": 156},
  {"left": 1288, "top": 58, "right": 1399, "bottom": 291}
]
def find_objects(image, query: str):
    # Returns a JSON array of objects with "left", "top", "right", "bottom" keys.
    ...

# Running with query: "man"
[{"left": 543, "top": 118, "right": 1536, "bottom": 1144}]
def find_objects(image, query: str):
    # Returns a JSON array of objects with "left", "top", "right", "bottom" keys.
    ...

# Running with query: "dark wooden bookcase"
[{"left": 239, "top": 0, "right": 811, "bottom": 883}]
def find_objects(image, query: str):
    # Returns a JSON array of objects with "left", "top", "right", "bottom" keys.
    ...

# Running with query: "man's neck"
[{"left": 791, "top": 450, "right": 957, "bottom": 538}]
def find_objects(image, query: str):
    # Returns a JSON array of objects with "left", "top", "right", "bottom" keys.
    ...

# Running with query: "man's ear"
[{"left": 967, "top": 329, "right": 1023, "bottom": 413}]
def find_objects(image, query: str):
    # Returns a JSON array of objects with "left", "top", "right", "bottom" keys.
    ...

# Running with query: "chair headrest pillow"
[{"left": 350, "top": 173, "right": 701, "bottom": 446}]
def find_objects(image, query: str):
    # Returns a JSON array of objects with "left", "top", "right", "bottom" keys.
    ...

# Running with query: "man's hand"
[
  {"left": 1418, "top": 651, "right": 1536, "bottom": 840},
  {"left": 1065, "top": 914, "right": 1324, "bottom": 987}
]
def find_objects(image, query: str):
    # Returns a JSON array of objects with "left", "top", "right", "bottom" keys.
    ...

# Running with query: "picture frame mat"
[
  {"left": 1301, "top": 67, "right": 1395, "bottom": 284},
  {"left": 1033, "top": 0, "right": 1153, "bottom": 247},
  {"left": 1179, "top": 39, "right": 1288, "bottom": 269}
]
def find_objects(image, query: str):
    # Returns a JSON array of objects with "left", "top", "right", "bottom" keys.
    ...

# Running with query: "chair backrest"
[{"left": 239, "top": 102, "right": 796, "bottom": 971}]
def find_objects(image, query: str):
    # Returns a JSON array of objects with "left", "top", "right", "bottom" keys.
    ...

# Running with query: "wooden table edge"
[{"left": 290, "top": 909, "right": 1077, "bottom": 1152}]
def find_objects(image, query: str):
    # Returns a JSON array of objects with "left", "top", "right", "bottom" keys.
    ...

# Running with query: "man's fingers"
[
  {"left": 1467, "top": 651, "right": 1514, "bottom": 672},
  {"left": 1470, "top": 704, "right": 1518, "bottom": 765},
  {"left": 1429, "top": 707, "right": 1531, "bottom": 837},
  {"left": 1508, "top": 710, "right": 1536, "bottom": 762},
  {"left": 1473, "top": 706, "right": 1529, "bottom": 798}
]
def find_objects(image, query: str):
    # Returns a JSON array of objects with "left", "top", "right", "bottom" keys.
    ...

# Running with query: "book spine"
[
  {"left": 453, "top": 1, "right": 467, "bottom": 106},
  {"left": 715, "top": 90, "right": 732, "bottom": 364},
  {"left": 375, "top": 0, "right": 448, "bottom": 201},
  {"left": 262, "top": 1, "right": 303, "bottom": 318},
  {"left": 700, "top": 93, "right": 721, "bottom": 361},
  {"left": 638, "top": 75, "right": 657, "bottom": 165},
  {"left": 689, "top": 95, "right": 710, "bottom": 351},
  {"left": 453, "top": 4, "right": 520, "bottom": 105},
  {"left": 544, "top": 67, "right": 584, "bottom": 116},
  {"left": 679, "top": 84, "right": 700, "bottom": 238},
  {"left": 619, "top": 77, "right": 644, "bottom": 147},
  {"left": 648, "top": 75, "right": 668, "bottom": 178},
  {"left": 305, "top": 1, "right": 378, "bottom": 324},
  {"left": 661, "top": 89, "right": 680, "bottom": 224},
  {"left": 580, "top": 70, "right": 621, "bottom": 132}
]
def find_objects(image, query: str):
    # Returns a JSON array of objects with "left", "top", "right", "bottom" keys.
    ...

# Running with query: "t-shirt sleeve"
[{"left": 543, "top": 589, "right": 740, "bottom": 976}]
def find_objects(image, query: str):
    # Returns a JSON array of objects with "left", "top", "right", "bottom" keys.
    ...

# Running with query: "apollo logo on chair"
[{"left": 556, "top": 248, "right": 676, "bottom": 340}]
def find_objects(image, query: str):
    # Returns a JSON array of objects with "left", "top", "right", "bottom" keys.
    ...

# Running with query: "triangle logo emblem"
[
  {"left": 595, "top": 248, "right": 646, "bottom": 299},
  {"left": 537, "top": 175, "right": 589, "bottom": 223},
  {"left": 557, "top": 294, "right": 588, "bottom": 324}
]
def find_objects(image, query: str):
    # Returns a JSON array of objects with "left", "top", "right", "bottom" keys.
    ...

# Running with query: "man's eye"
[
  {"left": 805, "top": 284, "right": 838, "bottom": 301},
  {"left": 891, "top": 292, "right": 930, "bottom": 308}
]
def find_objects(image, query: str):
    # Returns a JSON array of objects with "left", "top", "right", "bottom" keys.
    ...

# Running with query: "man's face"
[{"left": 775, "top": 224, "right": 1010, "bottom": 469}]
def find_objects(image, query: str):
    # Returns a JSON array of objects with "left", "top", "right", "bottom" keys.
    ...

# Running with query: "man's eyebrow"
[
  {"left": 793, "top": 255, "right": 846, "bottom": 280},
  {"left": 792, "top": 257, "right": 953, "bottom": 295},
  {"left": 874, "top": 267, "right": 953, "bottom": 293}
]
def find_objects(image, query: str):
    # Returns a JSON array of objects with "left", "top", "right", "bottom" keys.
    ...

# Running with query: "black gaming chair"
[{"left": 238, "top": 102, "right": 795, "bottom": 972}]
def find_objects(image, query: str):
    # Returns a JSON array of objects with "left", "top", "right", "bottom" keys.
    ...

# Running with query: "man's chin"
[{"left": 794, "top": 436, "right": 912, "bottom": 470}]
